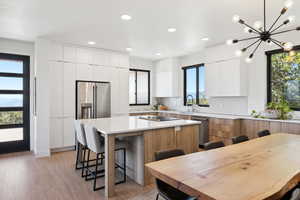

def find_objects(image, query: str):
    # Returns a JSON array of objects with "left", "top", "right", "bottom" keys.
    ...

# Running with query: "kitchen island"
[{"left": 79, "top": 115, "right": 201, "bottom": 197}]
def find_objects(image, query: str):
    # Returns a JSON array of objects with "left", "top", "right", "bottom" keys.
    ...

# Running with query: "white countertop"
[
  {"left": 79, "top": 116, "right": 201, "bottom": 135},
  {"left": 129, "top": 110, "right": 300, "bottom": 124}
]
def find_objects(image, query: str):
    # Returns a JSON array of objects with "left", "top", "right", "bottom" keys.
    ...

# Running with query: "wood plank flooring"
[{"left": 0, "top": 151, "right": 159, "bottom": 200}]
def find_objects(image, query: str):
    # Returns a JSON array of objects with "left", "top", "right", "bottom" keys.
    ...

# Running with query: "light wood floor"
[{"left": 0, "top": 151, "right": 159, "bottom": 200}]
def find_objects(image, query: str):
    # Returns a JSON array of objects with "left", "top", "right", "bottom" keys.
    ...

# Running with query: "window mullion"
[{"left": 196, "top": 67, "right": 199, "bottom": 105}]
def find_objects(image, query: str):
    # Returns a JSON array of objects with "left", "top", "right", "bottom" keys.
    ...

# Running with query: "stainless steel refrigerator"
[{"left": 76, "top": 81, "right": 111, "bottom": 119}]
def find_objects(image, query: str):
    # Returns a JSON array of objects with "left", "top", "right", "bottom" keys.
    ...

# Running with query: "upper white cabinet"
[
  {"left": 63, "top": 63, "right": 76, "bottom": 117},
  {"left": 76, "top": 64, "right": 93, "bottom": 81},
  {"left": 92, "top": 50, "right": 110, "bottom": 66},
  {"left": 77, "top": 48, "right": 93, "bottom": 64},
  {"left": 92, "top": 65, "right": 112, "bottom": 82},
  {"left": 49, "top": 43, "right": 63, "bottom": 61},
  {"left": 155, "top": 58, "right": 179, "bottom": 97},
  {"left": 206, "top": 59, "right": 247, "bottom": 97},
  {"left": 63, "top": 46, "right": 77, "bottom": 62}
]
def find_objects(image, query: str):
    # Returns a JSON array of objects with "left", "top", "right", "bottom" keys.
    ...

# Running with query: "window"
[
  {"left": 183, "top": 64, "right": 209, "bottom": 106},
  {"left": 267, "top": 47, "right": 300, "bottom": 110},
  {"left": 129, "top": 69, "right": 150, "bottom": 105}
]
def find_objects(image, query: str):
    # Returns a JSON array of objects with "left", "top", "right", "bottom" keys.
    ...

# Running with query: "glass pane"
[
  {"left": 137, "top": 71, "right": 149, "bottom": 104},
  {"left": 0, "top": 94, "right": 23, "bottom": 107},
  {"left": 271, "top": 51, "right": 300, "bottom": 109},
  {"left": 186, "top": 68, "right": 197, "bottom": 104},
  {"left": 129, "top": 71, "right": 136, "bottom": 104},
  {"left": 0, "top": 59, "right": 23, "bottom": 74},
  {"left": 0, "top": 77, "right": 23, "bottom": 90},
  {"left": 0, "top": 128, "right": 23, "bottom": 142},
  {"left": 0, "top": 111, "right": 23, "bottom": 125},
  {"left": 198, "top": 66, "right": 208, "bottom": 105}
]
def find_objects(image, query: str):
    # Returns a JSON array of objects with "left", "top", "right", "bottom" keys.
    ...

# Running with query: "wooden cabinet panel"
[
  {"left": 176, "top": 125, "right": 199, "bottom": 154},
  {"left": 209, "top": 118, "right": 240, "bottom": 144},
  {"left": 144, "top": 128, "right": 176, "bottom": 185},
  {"left": 281, "top": 123, "right": 300, "bottom": 135}
]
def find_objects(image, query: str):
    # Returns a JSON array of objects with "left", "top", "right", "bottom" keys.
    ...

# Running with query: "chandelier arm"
[
  {"left": 268, "top": 13, "right": 283, "bottom": 32},
  {"left": 270, "top": 23, "right": 286, "bottom": 33},
  {"left": 251, "top": 40, "right": 263, "bottom": 56},
  {"left": 271, "top": 28, "right": 297, "bottom": 36},
  {"left": 264, "top": 0, "right": 266, "bottom": 31},
  {"left": 270, "top": 39, "right": 284, "bottom": 49},
  {"left": 237, "top": 36, "right": 261, "bottom": 42},
  {"left": 271, "top": 38, "right": 284, "bottom": 45},
  {"left": 242, "top": 23, "right": 262, "bottom": 34},
  {"left": 245, "top": 39, "right": 261, "bottom": 50}
]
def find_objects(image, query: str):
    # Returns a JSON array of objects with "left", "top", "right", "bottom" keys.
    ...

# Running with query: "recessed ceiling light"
[
  {"left": 168, "top": 28, "right": 177, "bottom": 33},
  {"left": 126, "top": 48, "right": 132, "bottom": 52},
  {"left": 156, "top": 53, "right": 161, "bottom": 56},
  {"left": 88, "top": 41, "right": 96, "bottom": 45},
  {"left": 201, "top": 37, "right": 210, "bottom": 41},
  {"left": 121, "top": 14, "right": 132, "bottom": 21}
]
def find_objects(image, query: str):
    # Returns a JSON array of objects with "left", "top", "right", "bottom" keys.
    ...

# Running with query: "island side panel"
[{"left": 143, "top": 125, "right": 200, "bottom": 185}]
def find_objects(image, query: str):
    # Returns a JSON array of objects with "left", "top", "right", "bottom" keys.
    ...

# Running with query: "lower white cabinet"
[
  {"left": 63, "top": 63, "right": 76, "bottom": 117},
  {"left": 50, "top": 117, "right": 75, "bottom": 149}
]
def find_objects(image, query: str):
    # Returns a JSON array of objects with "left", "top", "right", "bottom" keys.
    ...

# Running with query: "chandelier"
[{"left": 227, "top": 0, "right": 300, "bottom": 63}]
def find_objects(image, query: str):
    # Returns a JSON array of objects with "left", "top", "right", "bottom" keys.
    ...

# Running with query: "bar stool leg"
[
  {"left": 85, "top": 149, "right": 91, "bottom": 180},
  {"left": 123, "top": 148, "right": 126, "bottom": 182},
  {"left": 81, "top": 147, "right": 86, "bottom": 177},
  {"left": 93, "top": 153, "right": 99, "bottom": 191},
  {"left": 75, "top": 142, "right": 81, "bottom": 170}
]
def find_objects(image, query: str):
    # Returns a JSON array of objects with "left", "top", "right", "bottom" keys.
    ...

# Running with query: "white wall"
[
  {"left": 129, "top": 57, "right": 155, "bottom": 110},
  {"left": 0, "top": 38, "right": 35, "bottom": 150}
]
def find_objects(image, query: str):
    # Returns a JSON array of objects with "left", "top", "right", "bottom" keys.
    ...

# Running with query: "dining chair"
[
  {"left": 203, "top": 141, "right": 225, "bottom": 150},
  {"left": 282, "top": 188, "right": 300, "bottom": 200},
  {"left": 84, "top": 124, "right": 127, "bottom": 191},
  {"left": 154, "top": 149, "right": 197, "bottom": 200},
  {"left": 257, "top": 129, "right": 271, "bottom": 137},
  {"left": 231, "top": 135, "right": 249, "bottom": 144}
]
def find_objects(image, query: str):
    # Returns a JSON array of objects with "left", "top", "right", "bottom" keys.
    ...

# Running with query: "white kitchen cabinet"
[
  {"left": 111, "top": 68, "right": 129, "bottom": 116},
  {"left": 119, "top": 54, "right": 130, "bottom": 68},
  {"left": 63, "top": 117, "right": 76, "bottom": 147},
  {"left": 63, "top": 46, "right": 77, "bottom": 62},
  {"left": 50, "top": 118, "right": 64, "bottom": 148},
  {"left": 155, "top": 58, "right": 179, "bottom": 97},
  {"left": 77, "top": 48, "right": 93, "bottom": 64},
  {"left": 206, "top": 59, "right": 247, "bottom": 97},
  {"left": 92, "top": 50, "right": 110, "bottom": 66},
  {"left": 49, "top": 61, "right": 64, "bottom": 117},
  {"left": 76, "top": 64, "right": 93, "bottom": 81},
  {"left": 92, "top": 65, "right": 112, "bottom": 82},
  {"left": 63, "top": 63, "right": 76, "bottom": 117},
  {"left": 49, "top": 43, "right": 63, "bottom": 61}
]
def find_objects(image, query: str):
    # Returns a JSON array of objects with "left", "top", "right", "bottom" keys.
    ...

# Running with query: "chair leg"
[
  {"left": 93, "top": 153, "right": 99, "bottom": 191},
  {"left": 75, "top": 142, "right": 81, "bottom": 170},
  {"left": 156, "top": 193, "right": 160, "bottom": 200},
  {"left": 85, "top": 149, "right": 91, "bottom": 180},
  {"left": 81, "top": 147, "right": 86, "bottom": 177},
  {"left": 123, "top": 148, "right": 126, "bottom": 183}
]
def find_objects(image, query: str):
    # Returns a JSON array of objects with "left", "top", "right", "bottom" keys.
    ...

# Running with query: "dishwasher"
[{"left": 190, "top": 116, "right": 209, "bottom": 148}]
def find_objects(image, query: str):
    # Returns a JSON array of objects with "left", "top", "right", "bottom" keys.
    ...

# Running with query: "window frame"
[
  {"left": 266, "top": 45, "right": 300, "bottom": 111},
  {"left": 129, "top": 68, "right": 150, "bottom": 106},
  {"left": 183, "top": 63, "right": 209, "bottom": 107}
]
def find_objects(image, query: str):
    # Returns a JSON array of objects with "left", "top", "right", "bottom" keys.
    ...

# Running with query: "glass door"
[{"left": 0, "top": 53, "right": 30, "bottom": 154}]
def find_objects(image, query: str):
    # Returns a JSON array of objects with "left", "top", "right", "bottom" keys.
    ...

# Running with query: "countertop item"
[
  {"left": 129, "top": 110, "right": 300, "bottom": 124},
  {"left": 146, "top": 134, "right": 300, "bottom": 200},
  {"left": 79, "top": 116, "right": 201, "bottom": 135}
]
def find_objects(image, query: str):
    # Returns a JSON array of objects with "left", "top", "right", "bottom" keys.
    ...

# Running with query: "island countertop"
[{"left": 78, "top": 115, "right": 201, "bottom": 135}]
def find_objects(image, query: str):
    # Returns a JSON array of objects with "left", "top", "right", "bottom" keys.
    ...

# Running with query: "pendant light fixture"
[{"left": 227, "top": 0, "right": 300, "bottom": 63}]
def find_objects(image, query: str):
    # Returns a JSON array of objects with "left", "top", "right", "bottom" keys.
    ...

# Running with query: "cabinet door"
[
  {"left": 49, "top": 62, "right": 64, "bottom": 117},
  {"left": 110, "top": 68, "right": 119, "bottom": 116},
  {"left": 63, "top": 63, "right": 76, "bottom": 117},
  {"left": 50, "top": 118, "right": 64, "bottom": 148},
  {"left": 77, "top": 48, "right": 92, "bottom": 64},
  {"left": 76, "top": 64, "right": 93, "bottom": 80},
  {"left": 119, "top": 54, "right": 130, "bottom": 68},
  {"left": 175, "top": 125, "right": 199, "bottom": 154},
  {"left": 63, "top": 117, "right": 76, "bottom": 147},
  {"left": 218, "top": 59, "right": 240, "bottom": 96},
  {"left": 93, "top": 50, "right": 110, "bottom": 66},
  {"left": 118, "top": 68, "right": 129, "bottom": 114},
  {"left": 205, "top": 62, "right": 219, "bottom": 97},
  {"left": 155, "top": 72, "right": 172, "bottom": 97},
  {"left": 49, "top": 43, "right": 63, "bottom": 61},
  {"left": 92, "top": 66, "right": 112, "bottom": 82},
  {"left": 63, "top": 46, "right": 77, "bottom": 62}
]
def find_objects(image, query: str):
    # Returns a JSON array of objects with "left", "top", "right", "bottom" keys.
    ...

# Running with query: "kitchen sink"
[{"left": 139, "top": 115, "right": 180, "bottom": 122}]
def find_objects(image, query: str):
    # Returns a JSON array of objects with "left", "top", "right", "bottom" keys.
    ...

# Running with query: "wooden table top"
[{"left": 146, "top": 134, "right": 300, "bottom": 200}]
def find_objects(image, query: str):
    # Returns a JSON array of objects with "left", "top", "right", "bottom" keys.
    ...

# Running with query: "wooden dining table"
[{"left": 146, "top": 133, "right": 300, "bottom": 200}]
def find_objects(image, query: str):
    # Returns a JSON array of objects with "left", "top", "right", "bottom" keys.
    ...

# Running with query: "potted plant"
[{"left": 265, "top": 98, "right": 292, "bottom": 120}]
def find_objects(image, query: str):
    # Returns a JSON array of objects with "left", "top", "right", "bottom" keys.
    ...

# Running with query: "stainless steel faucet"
[{"left": 186, "top": 95, "right": 194, "bottom": 112}]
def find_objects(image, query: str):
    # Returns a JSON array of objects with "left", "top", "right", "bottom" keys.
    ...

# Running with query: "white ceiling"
[{"left": 0, "top": 0, "right": 298, "bottom": 60}]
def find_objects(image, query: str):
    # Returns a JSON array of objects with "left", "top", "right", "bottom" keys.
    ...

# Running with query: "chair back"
[
  {"left": 257, "top": 129, "right": 271, "bottom": 137},
  {"left": 232, "top": 135, "right": 249, "bottom": 144},
  {"left": 84, "top": 124, "right": 103, "bottom": 153},
  {"left": 204, "top": 141, "right": 225, "bottom": 150},
  {"left": 155, "top": 149, "right": 185, "bottom": 161},
  {"left": 74, "top": 120, "right": 87, "bottom": 146}
]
